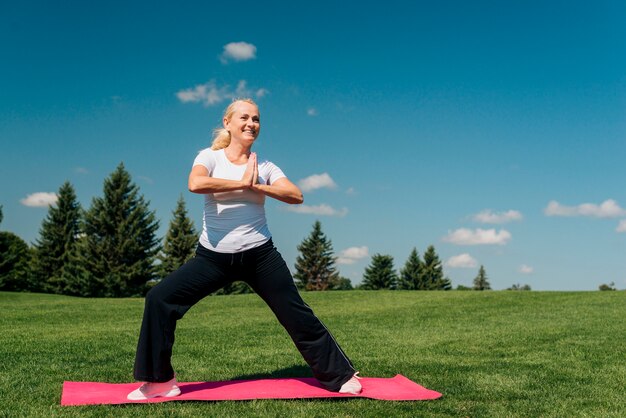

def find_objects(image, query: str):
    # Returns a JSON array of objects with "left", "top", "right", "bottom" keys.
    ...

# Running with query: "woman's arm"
[
  {"left": 252, "top": 177, "right": 304, "bottom": 204},
  {"left": 188, "top": 153, "right": 304, "bottom": 204}
]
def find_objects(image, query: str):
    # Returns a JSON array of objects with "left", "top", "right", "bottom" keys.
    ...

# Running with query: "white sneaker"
[
  {"left": 127, "top": 377, "right": 181, "bottom": 400},
  {"left": 338, "top": 372, "right": 362, "bottom": 394}
]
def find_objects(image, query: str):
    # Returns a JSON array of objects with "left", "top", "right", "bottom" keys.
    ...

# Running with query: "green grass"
[{"left": 1, "top": 290, "right": 624, "bottom": 417}]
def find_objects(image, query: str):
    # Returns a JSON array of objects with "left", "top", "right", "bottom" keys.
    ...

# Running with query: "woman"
[{"left": 127, "top": 98, "right": 361, "bottom": 400}]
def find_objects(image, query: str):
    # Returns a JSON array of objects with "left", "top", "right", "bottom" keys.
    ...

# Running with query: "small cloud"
[
  {"left": 307, "top": 108, "right": 318, "bottom": 116},
  {"left": 544, "top": 199, "right": 626, "bottom": 218},
  {"left": 443, "top": 228, "right": 512, "bottom": 246},
  {"left": 473, "top": 209, "right": 523, "bottom": 224},
  {"left": 337, "top": 246, "right": 369, "bottom": 265},
  {"left": 176, "top": 80, "right": 228, "bottom": 106},
  {"left": 519, "top": 264, "right": 534, "bottom": 274},
  {"left": 220, "top": 41, "right": 257, "bottom": 64},
  {"left": 617, "top": 220, "right": 626, "bottom": 233},
  {"left": 345, "top": 187, "right": 357, "bottom": 196},
  {"left": 75, "top": 167, "right": 89, "bottom": 174},
  {"left": 20, "top": 192, "right": 58, "bottom": 207},
  {"left": 138, "top": 176, "right": 154, "bottom": 185},
  {"left": 298, "top": 173, "right": 337, "bottom": 193},
  {"left": 285, "top": 204, "right": 348, "bottom": 217},
  {"left": 446, "top": 253, "right": 478, "bottom": 268},
  {"left": 176, "top": 79, "right": 267, "bottom": 107}
]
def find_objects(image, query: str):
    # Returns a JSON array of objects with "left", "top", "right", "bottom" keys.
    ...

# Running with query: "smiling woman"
[{"left": 126, "top": 98, "right": 362, "bottom": 401}]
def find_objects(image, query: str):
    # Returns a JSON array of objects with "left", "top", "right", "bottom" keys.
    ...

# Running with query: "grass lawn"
[{"left": 0, "top": 290, "right": 624, "bottom": 417}]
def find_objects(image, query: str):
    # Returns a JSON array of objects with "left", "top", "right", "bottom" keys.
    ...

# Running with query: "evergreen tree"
[
  {"left": 82, "top": 163, "right": 160, "bottom": 297},
  {"left": 0, "top": 207, "right": 34, "bottom": 291},
  {"left": 361, "top": 254, "right": 397, "bottom": 290},
  {"left": 58, "top": 241, "right": 92, "bottom": 297},
  {"left": 473, "top": 265, "right": 491, "bottom": 290},
  {"left": 294, "top": 220, "right": 339, "bottom": 291},
  {"left": 397, "top": 248, "right": 423, "bottom": 290},
  {"left": 157, "top": 196, "right": 198, "bottom": 279},
  {"left": 33, "top": 181, "right": 82, "bottom": 294},
  {"left": 329, "top": 276, "right": 353, "bottom": 290},
  {"left": 421, "top": 245, "right": 452, "bottom": 290}
]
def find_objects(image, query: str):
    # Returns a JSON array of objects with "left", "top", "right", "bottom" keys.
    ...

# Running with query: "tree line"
[
  {"left": 293, "top": 220, "right": 503, "bottom": 291},
  {"left": 1, "top": 165, "right": 545, "bottom": 296},
  {"left": 0, "top": 164, "right": 197, "bottom": 297}
]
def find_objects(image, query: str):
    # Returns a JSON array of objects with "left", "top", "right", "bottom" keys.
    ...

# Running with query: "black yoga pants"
[{"left": 132, "top": 239, "right": 356, "bottom": 392}]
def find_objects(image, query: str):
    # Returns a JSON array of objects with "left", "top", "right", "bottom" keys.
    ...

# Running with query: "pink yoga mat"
[{"left": 61, "top": 374, "right": 442, "bottom": 405}]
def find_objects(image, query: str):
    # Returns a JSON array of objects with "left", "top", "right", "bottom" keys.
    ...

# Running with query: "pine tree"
[
  {"left": 156, "top": 196, "right": 198, "bottom": 279},
  {"left": 397, "top": 248, "right": 423, "bottom": 290},
  {"left": 33, "top": 181, "right": 82, "bottom": 294},
  {"left": 294, "top": 220, "right": 339, "bottom": 291},
  {"left": 58, "top": 241, "right": 92, "bottom": 297},
  {"left": 361, "top": 254, "right": 397, "bottom": 290},
  {"left": 81, "top": 163, "right": 160, "bottom": 297},
  {"left": 422, "top": 245, "right": 452, "bottom": 290},
  {"left": 473, "top": 265, "right": 491, "bottom": 290}
]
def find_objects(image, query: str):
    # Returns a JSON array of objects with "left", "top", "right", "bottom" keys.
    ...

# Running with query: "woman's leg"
[
  {"left": 245, "top": 242, "right": 357, "bottom": 392},
  {"left": 133, "top": 247, "right": 229, "bottom": 382}
]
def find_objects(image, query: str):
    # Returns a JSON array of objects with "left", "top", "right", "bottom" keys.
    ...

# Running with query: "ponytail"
[{"left": 211, "top": 128, "right": 231, "bottom": 150}]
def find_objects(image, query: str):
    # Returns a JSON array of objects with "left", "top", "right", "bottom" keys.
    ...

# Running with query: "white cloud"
[
  {"left": 220, "top": 41, "right": 257, "bottom": 63},
  {"left": 617, "top": 220, "right": 626, "bottom": 233},
  {"left": 176, "top": 79, "right": 267, "bottom": 107},
  {"left": 446, "top": 253, "right": 478, "bottom": 268},
  {"left": 20, "top": 192, "right": 58, "bottom": 207},
  {"left": 443, "top": 228, "right": 512, "bottom": 246},
  {"left": 307, "top": 108, "right": 318, "bottom": 116},
  {"left": 298, "top": 173, "right": 337, "bottom": 192},
  {"left": 285, "top": 204, "right": 348, "bottom": 217},
  {"left": 337, "top": 246, "right": 369, "bottom": 265},
  {"left": 519, "top": 264, "right": 534, "bottom": 274},
  {"left": 473, "top": 209, "right": 523, "bottom": 224},
  {"left": 544, "top": 199, "right": 626, "bottom": 218},
  {"left": 75, "top": 167, "right": 89, "bottom": 174}
]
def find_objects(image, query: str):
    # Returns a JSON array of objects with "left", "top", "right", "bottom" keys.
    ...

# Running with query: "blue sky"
[{"left": 1, "top": 1, "right": 625, "bottom": 290}]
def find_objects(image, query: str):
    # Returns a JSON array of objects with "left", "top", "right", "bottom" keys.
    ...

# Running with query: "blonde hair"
[{"left": 211, "top": 98, "right": 258, "bottom": 150}]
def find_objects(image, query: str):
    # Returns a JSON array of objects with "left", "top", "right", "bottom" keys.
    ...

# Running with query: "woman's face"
[{"left": 225, "top": 101, "right": 260, "bottom": 146}]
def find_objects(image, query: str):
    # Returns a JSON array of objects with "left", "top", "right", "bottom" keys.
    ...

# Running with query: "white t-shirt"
[{"left": 192, "top": 148, "right": 286, "bottom": 253}]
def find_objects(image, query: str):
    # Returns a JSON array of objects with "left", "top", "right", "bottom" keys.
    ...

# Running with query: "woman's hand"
[{"left": 240, "top": 152, "right": 258, "bottom": 188}]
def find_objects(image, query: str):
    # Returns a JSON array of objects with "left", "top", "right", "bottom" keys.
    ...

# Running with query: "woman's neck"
[{"left": 223, "top": 143, "right": 251, "bottom": 165}]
